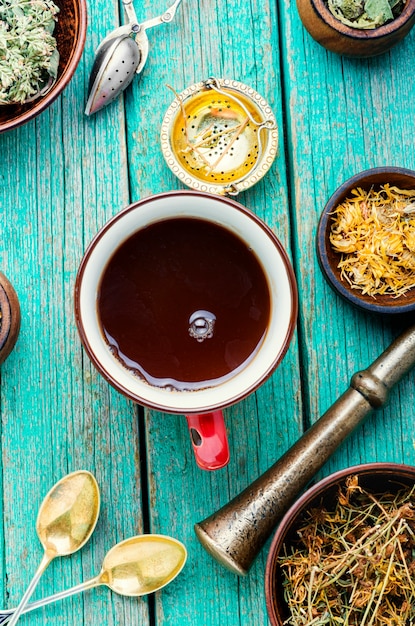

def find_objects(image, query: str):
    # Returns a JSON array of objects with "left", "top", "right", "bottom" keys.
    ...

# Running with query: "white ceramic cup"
[{"left": 75, "top": 191, "right": 297, "bottom": 470}]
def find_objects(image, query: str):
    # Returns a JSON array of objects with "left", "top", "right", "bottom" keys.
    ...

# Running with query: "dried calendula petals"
[{"left": 329, "top": 184, "right": 415, "bottom": 297}]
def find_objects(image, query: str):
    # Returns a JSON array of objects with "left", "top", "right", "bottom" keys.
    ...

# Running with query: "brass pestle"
[{"left": 195, "top": 324, "right": 415, "bottom": 575}]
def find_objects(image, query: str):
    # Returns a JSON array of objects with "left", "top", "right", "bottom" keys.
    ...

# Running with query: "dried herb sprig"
[
  {"left": 329, "top": 184, "right": 415, "bottom": 298},
  {"left": 166, "top": 84, "right": 251, "bottom": 177},
  {"left": 0, "top": 0, "right": 60, "bottom": 105},
  {"left": 326, "top": 0, "right": 404, "bottom": 29},
  {"left": 279, "top": 475, "right": 415, "bottom": 625}
]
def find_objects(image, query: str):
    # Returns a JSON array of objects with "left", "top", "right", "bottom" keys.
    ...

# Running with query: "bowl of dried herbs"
[
  {"left": 265, "top": 463, "right": 415, "bottom": 626},
  {"left": 317, "top": 166, "right": 415, "bottom": 315},
  {"left": 297, "top": 0, "right": 415, "bottom": 56},
  {"left": 0, "top": 272, "right": 20, "bottom": 363},
  {"left": 0, "top": 0, "right": 87, "bottom": 133}
]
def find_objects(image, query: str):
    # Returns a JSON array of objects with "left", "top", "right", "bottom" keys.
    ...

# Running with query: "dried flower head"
[
  {"left": 0, "top": 0, "right": 60, "bottom": 105},
  {"left": 330, "top": 184, "right": 415, "bottom": 298}
]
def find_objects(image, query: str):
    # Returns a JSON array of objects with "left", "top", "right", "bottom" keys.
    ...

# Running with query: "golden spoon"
[
  {"left": 0, "top": 535, "right": 187, "bottom": 622},
  {"left": 7, "top": 470, "right": 100, "bottom": 626}
]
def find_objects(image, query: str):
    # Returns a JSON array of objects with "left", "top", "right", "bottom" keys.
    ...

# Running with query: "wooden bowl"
[
  {"left": 316, "top": 166, "right": 415, "bottom": 315},
  {"left": 297, "top": 0, "right": 415, "bottom": 57},
  {"left": 265, "top": 462, "right": 415, "bottom": 626},
  {"left": 0, "top": 273, "right": 20, "bottom": 364},
  {"left": 0, "top": 0, "right": 87, "bottom": 133}
]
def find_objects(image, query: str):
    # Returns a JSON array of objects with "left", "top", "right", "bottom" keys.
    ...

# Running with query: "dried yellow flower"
[{"left": 330, "top": 185, "right": 415, "bottom": 297}]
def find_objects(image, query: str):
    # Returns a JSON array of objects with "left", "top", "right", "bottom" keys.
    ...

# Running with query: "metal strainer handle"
[
  {"left": 203, "top": 77, "right": 277, "bottom": 131},
  {"left": 122, "top": 0, "right": 183, "bottom": 74},
  {"left": 133, "top": 0, "right": 183, "bottom": 32},
  {"left": 203, "top": 77, "right": 277, "bottom": 195}
]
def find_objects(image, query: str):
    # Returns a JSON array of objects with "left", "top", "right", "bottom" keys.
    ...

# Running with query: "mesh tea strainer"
[{"left": 160, "top": 77, "right": 279, "bottom": 196}]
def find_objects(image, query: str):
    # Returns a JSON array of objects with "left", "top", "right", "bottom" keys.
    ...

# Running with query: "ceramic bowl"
[
  {"left": 297, "top": 0, "right": 415, "bottom": 57},
  {"left": 0, "top": 272, "right": 20, "bottom": 364},
  {"left": 265, "top": 462, "right": 415, "bottom": 626},
  {"left": 0, "top": 0, "right": 87, "bottom": 133},
  {"left": 317, "top": 166, "right": 415, "bottom": 315}
]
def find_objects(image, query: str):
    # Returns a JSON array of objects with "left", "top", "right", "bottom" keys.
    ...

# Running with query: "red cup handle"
[{"left": 186, "top": 411, "right": 230, "bottom": 470}]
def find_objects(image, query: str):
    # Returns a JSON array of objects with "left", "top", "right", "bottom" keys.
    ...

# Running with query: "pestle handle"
[
  {"left": 351, "top": 323, "right": 415, "bottom": 406},
  {"left": 195, "top": 325, "right": 415, "bottom": 575}
]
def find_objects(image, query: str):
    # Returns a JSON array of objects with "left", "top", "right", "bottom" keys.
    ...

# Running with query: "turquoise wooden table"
[{"left": 1, "top": 0, "right": 415, "bottom": 624}]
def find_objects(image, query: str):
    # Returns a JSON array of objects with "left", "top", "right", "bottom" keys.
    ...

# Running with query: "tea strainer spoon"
[{"left": 85, "top": 0, "right": 183, "bottom": 115}]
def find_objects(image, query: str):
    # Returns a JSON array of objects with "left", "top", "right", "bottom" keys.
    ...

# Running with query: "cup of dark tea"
[{"left": 74, "top": 191, "right": 298, "bottom": 470}]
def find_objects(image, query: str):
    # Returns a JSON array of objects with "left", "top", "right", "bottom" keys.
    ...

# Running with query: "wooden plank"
[
  {"left": 0, "top": 0, "right": 146, "bottom": 622},
  {"left": 279, "top": 4, "right": 415, "bottom": 483},
  {"left": 3, "top": 0, "right": 414, "bottom": 625},
  {"left": 123, "top": 1, "right": 303, "bottom": 624}
]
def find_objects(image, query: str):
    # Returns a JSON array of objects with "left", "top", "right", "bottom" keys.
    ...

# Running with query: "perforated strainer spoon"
[
  {"left": 160, "top": 77, "right": 279, "bottom": 196},
  {"left": 85, "top": 0, "right": 183, "bottom": 115}
]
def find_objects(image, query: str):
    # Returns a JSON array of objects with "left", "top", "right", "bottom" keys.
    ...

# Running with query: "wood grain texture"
[
  {"left": 121, "top": 1, "right": 301, "bottom": 626},
  {"left": 125, "top": 1, "right": 301, "bottom": 624},
  {"left": 279, "top": 2, "right": 415, "bottom": 482},
  {"left": 1, "top": 0, "right": 415, "bottom": 624},
  {"left": 0, "top": 0, "right": 144, "bottom": 622}
]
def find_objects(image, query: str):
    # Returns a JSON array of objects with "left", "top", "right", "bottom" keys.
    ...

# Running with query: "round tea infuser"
[{"left": 160, "top": 77, "right": 279, "bottom": 196}]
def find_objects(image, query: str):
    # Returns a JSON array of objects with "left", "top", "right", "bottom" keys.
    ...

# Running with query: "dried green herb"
[
  {"left": 0, "top": 0, "right": 60, "bottom": 105},
  {"left": 279, "top": 476, "right": 415, "bottom": 625},
  {"left": 327, "top": 0, "right": 404, "bottom": 28}
]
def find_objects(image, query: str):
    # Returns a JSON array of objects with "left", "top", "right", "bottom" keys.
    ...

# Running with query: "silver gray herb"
[
  {"left": 0, "top": 0, "right": 60, "bottom": 105},
  {"left": 327, "top": 0, "right": 404, "bottom": 28}
]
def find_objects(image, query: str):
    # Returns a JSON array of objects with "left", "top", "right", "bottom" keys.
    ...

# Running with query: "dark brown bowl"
[
  {"left": 0, "top": 0, "right": 87, "bottom": 133},
  {"left": 317, "top": 166, "right": 415, "bottom": 315},
  {"left": 0, "top": 272, "right": 20, "bottom": 364},
  {"left": 297, "top": 0, "right": 415, "bottom": 57},
  {"left": 265, "top": 462, "right": 415, "bottom": 626}
]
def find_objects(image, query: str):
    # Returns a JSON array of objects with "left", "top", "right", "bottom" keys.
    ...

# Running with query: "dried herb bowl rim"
[
  {"left": 0, "top": 0, "right": 88, "bottom": 133},
  {"left": 308, "top": 0, "right": 415, "bottom": 38},
  {"left": 316, "top": 166, "right": 415, "bottom": 315},
  {"left": 265, "top": 462, "right": 415, "bottom": 626}
]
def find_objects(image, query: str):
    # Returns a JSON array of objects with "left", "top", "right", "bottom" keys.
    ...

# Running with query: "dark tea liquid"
[{"left": 97, "top": 217, "right": 271, "bottom": 391}]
